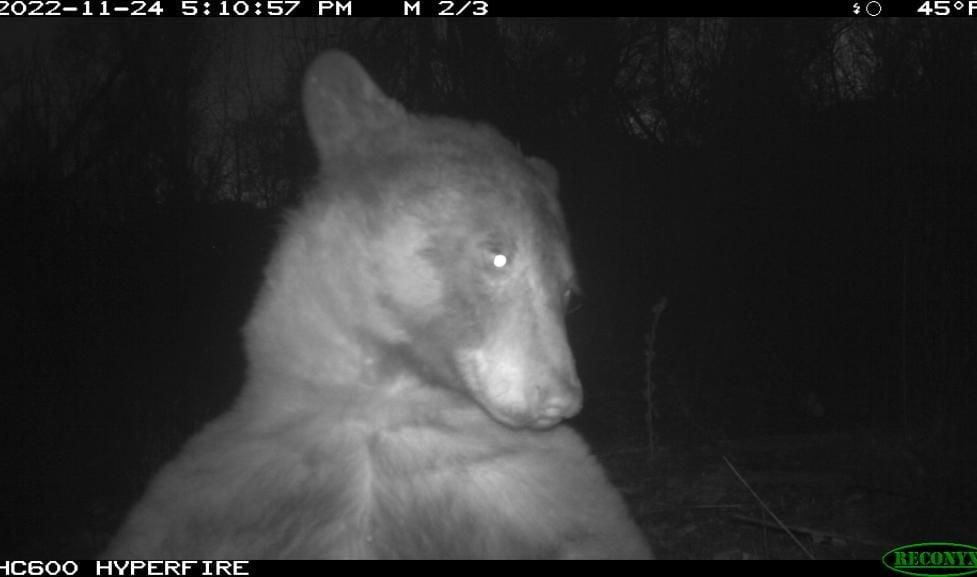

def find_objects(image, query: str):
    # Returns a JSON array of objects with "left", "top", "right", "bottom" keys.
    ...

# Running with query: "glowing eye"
[{"left": 492, "top": 253, "right": 508, "bottom": 268}]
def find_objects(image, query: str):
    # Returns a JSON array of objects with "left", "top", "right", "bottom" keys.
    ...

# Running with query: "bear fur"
[{"left": 104, "top": 51, "right": 652, "bottom": 560}]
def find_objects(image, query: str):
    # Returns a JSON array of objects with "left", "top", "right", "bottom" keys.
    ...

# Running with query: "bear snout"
[{"left": 531, "top": 371, "right": 583, "bottom": 428}]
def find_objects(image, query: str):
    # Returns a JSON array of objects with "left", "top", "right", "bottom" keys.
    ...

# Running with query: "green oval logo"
[{"left": 883, "top": 542, "right": 977, "bottom": 577}]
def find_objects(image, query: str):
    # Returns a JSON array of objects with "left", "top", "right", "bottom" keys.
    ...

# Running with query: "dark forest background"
[{"left": 3, "top": 18, "right": 975, "bottom": 559}]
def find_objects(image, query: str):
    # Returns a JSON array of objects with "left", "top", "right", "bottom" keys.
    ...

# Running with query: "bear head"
[{"left": 245, "top": 51, "right": 582, "bottom": 430}]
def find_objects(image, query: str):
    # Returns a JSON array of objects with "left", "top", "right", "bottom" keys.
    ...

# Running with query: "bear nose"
[{"left": 537, "top": 376, "right": 582, "bottom": 424}]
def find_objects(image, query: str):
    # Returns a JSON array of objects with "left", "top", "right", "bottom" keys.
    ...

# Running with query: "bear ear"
[{"left": 302, "top": 51, "right": 405, "bottom": 160}]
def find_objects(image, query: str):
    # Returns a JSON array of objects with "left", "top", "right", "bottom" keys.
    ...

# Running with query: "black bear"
[{"left": 104, "top": 51, "right": 652, "bottom": 560}]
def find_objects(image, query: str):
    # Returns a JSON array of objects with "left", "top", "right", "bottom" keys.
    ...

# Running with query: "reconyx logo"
[{"left": 883, "top": 543, "right": 977, "bottom": 577}]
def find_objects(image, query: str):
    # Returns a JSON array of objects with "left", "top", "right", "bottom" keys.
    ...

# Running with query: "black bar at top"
[
  {"left": 243, "top": 0, "right": 964, "bottom": 17},
  {"left": 9, "top": 0, "right": 968, "bottom": 17},
  {"left": 243, "top": 0, "right": 965, "bottom": 17}
]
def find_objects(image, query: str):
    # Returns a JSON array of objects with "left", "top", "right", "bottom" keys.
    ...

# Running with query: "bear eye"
[
  {"left": 482, "top": 241, "right": 512, "bottom": 272},
  {"left": 564, "top": 288, "right": 582, "bottom": 314},
  {"left": 491, "top": 252, "right": 508, "bottom": 269}
]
